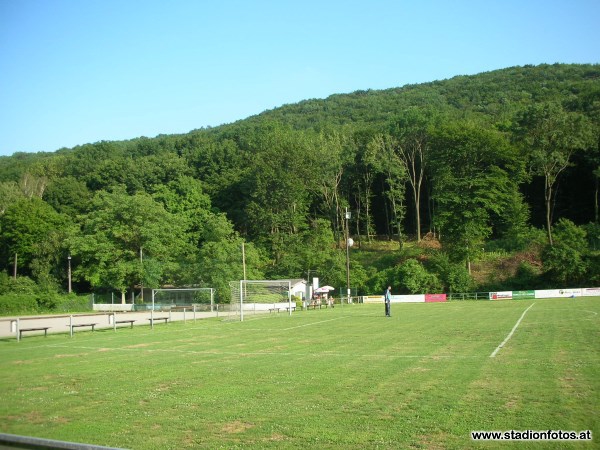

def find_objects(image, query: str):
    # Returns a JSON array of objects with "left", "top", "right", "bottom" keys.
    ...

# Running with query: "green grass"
[{"left": 1, "top": 298, "right": 598, "bottom": 449}]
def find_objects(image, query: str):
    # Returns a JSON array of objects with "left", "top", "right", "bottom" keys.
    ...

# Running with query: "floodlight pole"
[{"left": 345, "top": 207, "right": 351, "bottom": 305}]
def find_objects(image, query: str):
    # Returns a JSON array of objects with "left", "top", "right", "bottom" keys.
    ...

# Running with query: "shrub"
[
  {"left": 542, "top": 219, "right": 588, "bottom": 285},
  {"left": 0, "top": 274, "right": 39, "bottom": 296},
  {"left": 0, "top": 294, "right": 38, "bottom": 315},
  {"left": 396, "top": 259, "right": 442, "bottom": 294},
  {"left": 52, "top": 294, "right": 92, "bottom": 313},
  {"left": 427, "top": 253, "right": 473, "bottom": 293}
]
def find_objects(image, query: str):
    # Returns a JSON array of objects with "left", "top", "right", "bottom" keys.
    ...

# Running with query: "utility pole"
[{"left": 67, "top": 255, "right": 72, "bottom": 293}]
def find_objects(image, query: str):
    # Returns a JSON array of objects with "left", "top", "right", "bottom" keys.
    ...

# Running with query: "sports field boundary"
[{"left": 489, "top": 302, "right": 535, "bottom": 358}]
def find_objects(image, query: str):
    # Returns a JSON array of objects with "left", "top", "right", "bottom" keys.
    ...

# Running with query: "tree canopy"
[{"left": 1, "top": 63, "right": 599, "bottom": 299}]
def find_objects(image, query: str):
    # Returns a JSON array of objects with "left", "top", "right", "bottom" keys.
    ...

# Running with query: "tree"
[
  {"left": 396, "top": 259, "right": 441, "bottom": 294},
  {"left": 389, "top": 108, "right": 437, "bottom": 241},
  {"left": 541, "top": 218, "right": 589, "bottom": 285},
  {"left": 368, "top": 133, "right": 407, "bottom": 242},
  {"left": 70, "top": 189, "right": 189, "bottom": 302},
  {"left": 0, "top": 198, "right": 69, "bottom": 279},
  {"left": 512, "top": 103, "right": 594, "bottom": 245},
  {"left": 43, "top": 176, "right": 92, "bottom": 216},
  {"left": 244, "top": 124, "right": 318, "bottom": 258},
  {"left": 0, "top": 181, "right": 24, "bottom": 215},
  {"left": 314, "top": 131, "right": 352, "bottom": 245},
  {"left": 431, "top": 122, "right": 525, "bottom": 272}
]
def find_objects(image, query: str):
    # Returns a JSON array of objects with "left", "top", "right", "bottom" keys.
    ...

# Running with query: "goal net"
[
  {"left": 151, "top": 288, "right": 215, "bottom": 311},
  {"left": 228, "top": 280, "right": 294, "bottom": 321}
]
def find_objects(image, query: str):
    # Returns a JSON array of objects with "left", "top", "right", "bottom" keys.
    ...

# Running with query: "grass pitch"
[{"left": 0, "top": 298, "right": 598, "bottom": 449}]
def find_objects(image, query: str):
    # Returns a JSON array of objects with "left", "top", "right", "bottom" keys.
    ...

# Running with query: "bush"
[
  {"left": 542, "top": 219, "right": 588, "bottom": 285},
  {"left": 396, "top": 259, "right": 442, "bottom": 294},
  {"left": 427, "top": 253, "right": 473, "bottom": 293},
  {"left": 0, "top": 274, "right": 39, "bottom": 295},
  {"left": 0, "top": 294, "right": 39, "bottom": 315},
  {"left": 51, "top": 294, "right": 92, "bottom": 313},
  {"left": 505, "top": 261, "right": 543, "bottom": 290},
  {"left": 0, "top": 286, "right": 92, "bottom": 315}
]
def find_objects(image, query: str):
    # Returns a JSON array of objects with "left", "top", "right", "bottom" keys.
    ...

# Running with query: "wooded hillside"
[{"left": 1, "top": 63, "right": 599, "bottom": 303}]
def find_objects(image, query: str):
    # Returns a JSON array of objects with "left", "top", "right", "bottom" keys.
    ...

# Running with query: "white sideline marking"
[
  {"left": 282, "top": 317, "right": 345, "bottom": 331},
  {"left": 45, "top": 343, "right": 480, "bottom": 359},
  {"left": 490, "top": 303, "right": 535, "bottom": 358}
]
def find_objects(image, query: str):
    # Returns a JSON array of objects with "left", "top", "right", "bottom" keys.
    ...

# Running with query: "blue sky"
[{"left": 1, "top": 0, "right": 599, "bottom": 156}]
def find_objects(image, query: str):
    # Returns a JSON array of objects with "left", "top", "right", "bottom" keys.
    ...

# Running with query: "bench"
[
  {"left": 69, "top": 323, "right": 97, "bottom": 333},
  {"left": 19, "top": 327, "right": 50, "bottom": 339},
  {"left": 115, "top": 319, "right": 136, "bottom": 328},
  {"left": 307, "top": 302, "right": 322, "bottom": 309},
  {"left": 147, "top": 317, "right": 169, "bottom": 324},
  {"left": 285, "top": 306, "right": 296, "bottom": 312},
  {"left": 268, "top": 307, "right": 281, "bottom": 313}
]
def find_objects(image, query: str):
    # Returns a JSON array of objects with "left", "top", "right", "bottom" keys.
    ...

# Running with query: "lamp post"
[
  {"left": 345, "top": 208, "right": 353, "bottom": 304},
  {"left": 140, "top": 247, "right": 144, "bottom": 303},
  {"left": 67, "top": 255, "right": 72, "bottom": 293}
]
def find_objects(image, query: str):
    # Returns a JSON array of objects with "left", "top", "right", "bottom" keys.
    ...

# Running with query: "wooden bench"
[
  {"left": 307, "top": 302, "right": 322, "bottom": 309},
  {"left": 69, "top": 323, "right": 98, "bottom": 333},
  {"left": 147, "top": 317, "right": 169, "bottom": 324},
  {"left": 268, "top": 307, "right": 281, "bottom": 313},
  {"left": 285, "top": 306, "right": 296, "bottom": 312},
  {"left": 115, "top": 319, "right": 136, "bottom": 328},
  {"left": 19, "top": 327, "right": 50, "bottom": 339}
]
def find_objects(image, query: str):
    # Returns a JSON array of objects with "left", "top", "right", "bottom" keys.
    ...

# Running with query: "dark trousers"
[{"left": 385, "top": 301, "right": 390, "bottom": 316}]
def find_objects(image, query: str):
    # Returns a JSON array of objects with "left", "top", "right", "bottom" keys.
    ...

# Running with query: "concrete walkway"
[{"left": 0, "top": 309, "right": 223, "bottom": 340}]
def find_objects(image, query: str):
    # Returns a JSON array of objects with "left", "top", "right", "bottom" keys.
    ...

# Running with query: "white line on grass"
[
  {"left": 282, "top": 317, "right": 346, "bottom": 331},
  {"left": 44, "top": 343, "right": 481, "bottom": 359},
  {"left": 490, "top": 302, "right": 535, "bottom": 358}
]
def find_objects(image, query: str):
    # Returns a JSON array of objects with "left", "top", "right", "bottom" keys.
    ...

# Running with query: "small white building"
[{"left": 290, "top": 279, "right": 307, "bottom": 299}]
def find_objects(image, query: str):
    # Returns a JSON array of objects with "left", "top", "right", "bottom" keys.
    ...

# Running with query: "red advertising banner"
[
  {"left": 490, "top": 291, "right": 513, "bottom": 300},
  {"left": 425, "top": 294, "right": 447, "bottom": 302}
]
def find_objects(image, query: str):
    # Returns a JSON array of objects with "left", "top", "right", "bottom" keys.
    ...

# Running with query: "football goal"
[
  {"left": 228, "top": 280, "right": 294, "bottom": 321},
  {"left": 151, "top": 288, "right": 215, "bottom": 312}
]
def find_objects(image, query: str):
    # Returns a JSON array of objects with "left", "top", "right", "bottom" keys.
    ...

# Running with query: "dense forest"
[{"left": 0, "top": 63, "right": 599, "bottom": 307}]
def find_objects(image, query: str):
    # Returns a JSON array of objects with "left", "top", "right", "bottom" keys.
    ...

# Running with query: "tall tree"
[
  {"left": 314, "top": 131, "right": 351, "bottom": 246},
  {"left": 244, "top": 124, "right": 318, "bottom": 248},
  {"left": 431, "top": 122, "right": 525, "bottom": 272},
  {"left": 389, "top": 108, "right": 436, "bottom": 241},
  {"left": 512, "top": 103, "right": 594, "bottom": 245},
  {"left": 0, "top": 198, "right": 68, "bottom": 279},
  {"left": 368, "top": 133, "right": 407, "bottom": 242},
  {"left": 70, "top": 189, "right": 189, "bottom": 302}
]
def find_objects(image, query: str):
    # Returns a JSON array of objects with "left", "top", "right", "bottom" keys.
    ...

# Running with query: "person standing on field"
[{"left": 384, "top": 285, "right": 391, "bottom": 317}]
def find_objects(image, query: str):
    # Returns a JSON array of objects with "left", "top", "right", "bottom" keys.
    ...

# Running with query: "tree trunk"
[{"left": 545, "top": 176, "right": 554, "bottom": 246}]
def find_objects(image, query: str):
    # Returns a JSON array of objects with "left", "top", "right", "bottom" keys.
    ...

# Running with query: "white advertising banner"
[
  {"left": 390, "top": 294, "right": 426, "bottom": 303},
  {"left": 582, "top": 287, "right": 600, "bottom": 297},
  {"left": 535, "top": 288, "right": 582, "bottom": 298}
]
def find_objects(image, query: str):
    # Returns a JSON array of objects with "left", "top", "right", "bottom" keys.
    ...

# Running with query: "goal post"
[
  {"left": 228, "top": 280, "right": 294, "bottom": 321},
  {"left": 151, "top": 288, "right": 215, "bottom": 312}
]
